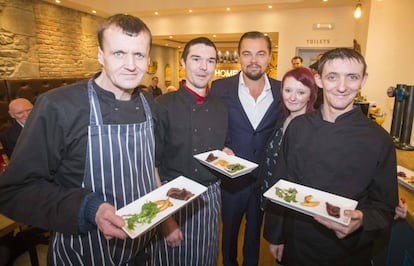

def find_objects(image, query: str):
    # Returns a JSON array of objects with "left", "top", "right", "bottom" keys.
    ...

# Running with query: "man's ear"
[
  {"left": 315, "top": 74, "right": 323, "bottom": 89},
  {"left": 181, "top": 58, "right": 186, "bottom": 69},
  {"left": 98, "top": 47, "right": 104, "bottom": 65},
  {"left": 361, "top": 73, "right": 368, "bottom": 87}
]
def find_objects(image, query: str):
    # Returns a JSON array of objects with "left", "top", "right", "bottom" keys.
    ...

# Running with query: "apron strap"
[{"left": 87, "top": 79, "right": 103, "bottom": 126}]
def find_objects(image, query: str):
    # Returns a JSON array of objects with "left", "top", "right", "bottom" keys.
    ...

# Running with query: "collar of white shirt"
[{"left": 238, "top": 72, "right": 274, "bottom": 130}]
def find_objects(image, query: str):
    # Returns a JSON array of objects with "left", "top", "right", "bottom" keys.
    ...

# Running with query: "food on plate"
[
  {"left": 167, "top": 187, "right": 195, "bottom": 201},
  {"left": 124, "top": 201, "right": 160, "bottom": 230},
  {"left": 397, "top": 171, "right": 407, "bottom": 177},
  {"left": 214, "top": 159, "right": 229, "bottom": 167},
  {"left": 300, "top": 195, "right": 320, "bottom": 207},
  {"left": 402, "top": 176, "right": 414, "bottom": 183},
  {"left": 124, "top": 198, "right": 174, "bottom": 230},
  {"left": 326, "top": 202, "right": 341, "bottom": 218},
  {"left": 154, "top": 198, "right": 174, "bottom": 211},
  {"left": 275, "top": 187, "right": 298, "bottom": 203},
  {"left": 225, "top": 163, "right": 246, "bottom": 173},
  {"left": 206, "top": 153, "right": 218, "bottom": 162}
]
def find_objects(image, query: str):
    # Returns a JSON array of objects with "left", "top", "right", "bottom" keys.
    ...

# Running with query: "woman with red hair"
[{"left": 259, "top": 67, "right": 318, "bottom": 205}]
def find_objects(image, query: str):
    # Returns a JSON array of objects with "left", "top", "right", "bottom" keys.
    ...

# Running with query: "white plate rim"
[
  {"left": 397, "top": 165, "right": 414, "bottom": 192},
  {"left": 116, "top": 176, "right": 207, "bottom": 238},
  {"left": 193, "top": 150, "right": 258, "bottom": 178},
  {"left": 263, "top": 179, "right": 358, "bottom": 225}
]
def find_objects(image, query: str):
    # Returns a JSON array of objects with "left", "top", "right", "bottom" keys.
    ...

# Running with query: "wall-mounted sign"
[{"left": 306, "top": 39, "right": 331, "bottom": 45}]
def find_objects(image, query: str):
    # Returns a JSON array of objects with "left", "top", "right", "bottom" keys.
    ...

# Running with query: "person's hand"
[
  {"left": 314, "top": 209, "right": 363, "bottom": 239},
  {"left": 222, "top": 147, "right": 234, "bottom": 156},
  {"left": 268, "top": 243, "right": 284, "bottom": 262},
  {"left": 95, "top": 203, "right": 128, "bottom": 240},
  {"left": 161, "top": 216, "right": 183, "bottom": 248},
  {"left": 394, "top": 198, "right": 407, "bottom": 220}
]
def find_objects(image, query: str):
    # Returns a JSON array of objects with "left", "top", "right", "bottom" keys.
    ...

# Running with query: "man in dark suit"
[
  {"left": 0, "top": 98, "right": 33, "bottom": 158},
  {"left": 149, "top": 76, "right": 163, "bottom": 97},
  {"left": 210, "top": 31, "right": 283, "bottom": 266}
]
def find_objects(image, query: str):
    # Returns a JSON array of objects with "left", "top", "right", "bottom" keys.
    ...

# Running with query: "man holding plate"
[
  {"left": 153, "top": 37, "right": 228, "bottom": 266},
  {"left": 263, "top": 48, "right": 398, "bottom": 265}
]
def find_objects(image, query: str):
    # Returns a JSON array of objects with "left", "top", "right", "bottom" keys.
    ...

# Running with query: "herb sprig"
[
  {"left": 124, "top": 201, "right": 160, "bottom": 230},
  {"left": 275, "top": 187, "right": 298, "bottom": 203}
]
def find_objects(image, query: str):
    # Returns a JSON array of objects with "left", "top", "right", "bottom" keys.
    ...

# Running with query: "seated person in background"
[{"left": 0, "top": 98, "right": 33, "bottom": 158}]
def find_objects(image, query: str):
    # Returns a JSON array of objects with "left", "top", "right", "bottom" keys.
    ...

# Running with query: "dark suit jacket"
[
  {"left": 210, "top": 73, "right": 283, "bottom": 182},
  {"left": 0, "top": 121, "right": 22, "bottom": 159}
]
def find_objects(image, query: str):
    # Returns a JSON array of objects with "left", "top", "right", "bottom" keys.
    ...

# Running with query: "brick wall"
[{"left": 0, "top": 0, "right": 102, "bottom": 78}]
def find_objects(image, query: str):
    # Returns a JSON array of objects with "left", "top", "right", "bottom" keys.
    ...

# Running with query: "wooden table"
[
  {"left": 396, "top": 149, "right": 414, "bottom": 229},
  {"left": 0, "top": 214, "right": 19, "bottom": 238}
]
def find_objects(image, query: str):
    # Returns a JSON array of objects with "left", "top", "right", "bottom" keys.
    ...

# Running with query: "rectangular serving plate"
[
  {"left": 263, "top": 179, "right": 358, "bottom": 225},
  {"left": 397, "top": 165, "right": 414, "bottom": 192},
  {"left": 116, "top": 176, "right": 207, "bottom": 238},
  {"left": 193, "top": 150, "right": 258, "bottom": 178}
]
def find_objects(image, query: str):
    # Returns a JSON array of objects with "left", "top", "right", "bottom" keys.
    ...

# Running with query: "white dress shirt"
[{"left": 238, "top": 72, "right": 274, "bottom": 130}]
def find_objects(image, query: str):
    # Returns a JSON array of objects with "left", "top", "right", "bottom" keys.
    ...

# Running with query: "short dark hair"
[
  {"left": 291, "top": 56, "right": 303, "bottom": 63},
  {"left": 238, "top": 31, "right": 272, "bottom": 54},
  {"left": 97, "top": 14, "right": 152, "bottom": 51},
  {"left": 317, "top": 48, "right": 367, "bottom": 75},
  {"left": 281, "top": 67, "right": 317, "bottom": 115},
  {"left": 181, "top": 37, "right": 218, "bottom": 62}
]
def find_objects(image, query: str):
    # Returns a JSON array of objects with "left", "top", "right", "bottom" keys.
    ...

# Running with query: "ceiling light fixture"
[
  {"left": 354, "top": 1, "right": 362, "bottom": 19},
  {"left": 154, "top": 11, "right": 159, "bottom": 15},
  {"left": 226, "top": 7, "right": 231, "bottom": 11},
  {"left": 268, "top": 5, "right": 273, "bottom": 9},
  {"left": 188, "top": 9, "right": 193, "bottom": 13},
  {"left": 55, "top": 0, "right": 61, "bottom": 3}
]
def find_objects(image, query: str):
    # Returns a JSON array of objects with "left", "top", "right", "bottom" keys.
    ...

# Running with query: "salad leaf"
[{"left": 125, "top": 201, "right": 160, "bottom": 230}]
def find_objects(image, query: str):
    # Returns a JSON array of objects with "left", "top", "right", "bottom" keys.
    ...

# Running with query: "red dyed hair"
[{"left": 280, "top": 67, "right": 318, "bottom": 116}]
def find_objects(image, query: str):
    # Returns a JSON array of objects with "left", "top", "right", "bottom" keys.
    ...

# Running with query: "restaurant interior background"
[{"left": 0, "top": 0, "right": 413, "bottom": 145}]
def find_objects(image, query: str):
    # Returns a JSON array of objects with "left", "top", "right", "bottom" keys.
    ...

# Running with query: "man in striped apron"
[
  {"left": 0, "top": 14, "right": 158, "bottom": 265},
  {"left": 153, "top": 37, "right": 228, "bottom": 266}
]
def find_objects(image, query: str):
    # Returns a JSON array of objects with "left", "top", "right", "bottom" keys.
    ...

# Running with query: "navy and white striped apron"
[
  {"left": 50, "top": 80, "right": 157, "bottom": 265},
  {"left": 154, "top": 181, "right": 221, "bottom": 266}
]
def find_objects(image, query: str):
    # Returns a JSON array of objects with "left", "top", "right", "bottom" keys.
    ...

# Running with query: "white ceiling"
[
  {"left": 45, "top": 0, "right": 357, "bottom": 17},
  {"left": 43, "top": 0, "right": 358, "bottom": 48}
]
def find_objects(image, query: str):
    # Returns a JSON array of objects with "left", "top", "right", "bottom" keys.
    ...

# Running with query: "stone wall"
[{"left": 0, "top": 0, "right": 102, "bottom": 78}]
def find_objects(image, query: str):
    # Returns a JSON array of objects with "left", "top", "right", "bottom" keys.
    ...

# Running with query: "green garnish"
[
  {"left": 124, "top": 201, "right": 160, "bottom": 230},
  {"left": 275, "top": 187, "right": 298, "bottom": 203},
  {"left": 225, "top": 163, "right": 246, "bottom": 173}
]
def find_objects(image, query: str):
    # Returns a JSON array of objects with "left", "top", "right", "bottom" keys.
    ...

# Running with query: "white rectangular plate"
[
  {"left": 397, "top": 165, "right": 414, "bottom": 192},
  {"left": 116, "top": 176, "right": 207, "bottom": 238},
  {"left": 263, "top": 179, "right": 358, "bottom": 225},
  {"left": 193, "top": 150, "right": 258, "bottom": 178}
]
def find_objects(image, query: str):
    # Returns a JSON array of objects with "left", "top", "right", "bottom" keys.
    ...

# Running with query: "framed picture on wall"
[{"left": 147, "top": 60, "right": 158, "bottom": 74}]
